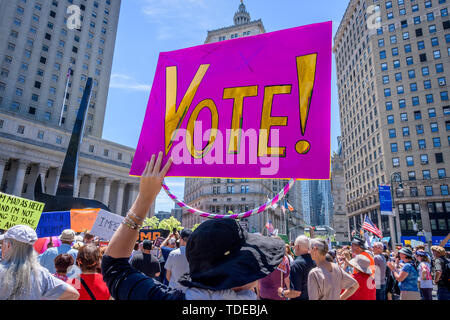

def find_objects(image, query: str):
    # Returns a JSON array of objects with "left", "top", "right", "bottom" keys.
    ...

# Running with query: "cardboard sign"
[
  {"left": 139, "top": 228, "right": 170, "bottom": 242},
  {"left": 90, "top": 209, "right": 123, "bottom": 241},
  {"left": 130, "top": 22, "right": 332, "bottom": 180},
  {"left": 153, "top": 236, "right": 165, "bottom": 248},
  {"left": 0, "top": 192, "right": 45, "bottom": 230},
  {"left": 70, "top": 208, "right": 99, "bottom": 233},
  {"left": 36, "top": 211, "right": 71, "bottom": 238}
]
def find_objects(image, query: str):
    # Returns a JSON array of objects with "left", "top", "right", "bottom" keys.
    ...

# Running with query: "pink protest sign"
[{"left": 130, "top": 21, "right": 332, "bottom": 180}]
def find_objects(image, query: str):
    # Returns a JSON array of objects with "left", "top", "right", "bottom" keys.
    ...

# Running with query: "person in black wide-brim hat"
[
  {"left": 101, "top": 152, "right": 285, "bottom": 300},
  {"left": 178, "top": 218, "right": 285, "bottom": 293}
]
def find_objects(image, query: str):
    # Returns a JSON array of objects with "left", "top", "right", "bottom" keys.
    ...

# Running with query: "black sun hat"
[{"left": 178, "top": 219, "right": 285, "bottom": 291}]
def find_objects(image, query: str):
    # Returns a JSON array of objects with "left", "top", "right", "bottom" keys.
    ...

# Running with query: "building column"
[
  {"left": 115, "top": 181, "right": 125, "bottom": 216},
  {"left": 102, "top": 178, "right": 112, "bottom": 207},
  {"left": 418, "top": 200, "right": 432, "bottom": 242},
  {"left": 0, "top": 156, "right": 8, "bottom": 185},
  {"left": 127, "top": 183, "right": 139, "bottom": 210},
  {"left": 51, "top": 167, "right": 62, "bottom": 195},
  {"left": 12, "top": 160, "right": 28, "bottom": 196},
  {"left": 377, "top": 209, "right": 383, "bottom": 233},
  {"left": 37, "top": 164, "right": 50, "bottom": 193},
  {"left": 87, "top": 175, "right": 97, "bottom": 199},
  {"left": 74, "top": 173, "right": 82, "bottom": 198}
]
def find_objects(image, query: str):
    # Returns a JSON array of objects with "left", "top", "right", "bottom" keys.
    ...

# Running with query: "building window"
[
  {"left": 56, "top": 136, "right": 62, "bottom": 144},
  {"left": 430, "top": 123, "right": 439, "bottom": 133},
  {"left": 433, "top": 137, "right": 442, "bottom": 147},
  {"left": 391, "top": 143, "right": 398, "bottom": 152},
  {"left": 17, "top": 125, "right": 25, "bottom": 134},
  {"left": 420, "top": 154, "right": 429, "bottom": 165},
  {"left": 406, "top": 156, "right": 414, "bottom": 166},
  {"left": 403, "top": 127, "right": 410, "bottom": 136},
  {"left": 438, "top": 168, "right": 447, "bottom": 179},
  {"left": 425, "top": 186, "right": 433, "bottom": 196},
  {"left": 393, "top": 157, "right": 400, "bottom": 167},
  {"left": 404, "top": 141, "right": 412, "bottom": 151},
  {"left": 387, "top": 115, "right": 394, "bottom": 124},
  {"left": 441, "top": 185, "right": 449, "bottom": 196},
  {"left": 415, "top": 111, "right": 422, "bottom": 120},
  {"left": 418, "top": 139, "right": 426, "bottom": 149}
]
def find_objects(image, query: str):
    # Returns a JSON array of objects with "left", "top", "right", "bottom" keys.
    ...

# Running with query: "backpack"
[{"left": 439, "top": 257, "right": 450, "bottom": 288}]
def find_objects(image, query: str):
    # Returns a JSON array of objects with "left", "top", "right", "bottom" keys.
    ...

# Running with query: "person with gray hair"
[
  {"left": 277, "top": 235, "right": 315, "bottom": 300},
  {"left": 307, "top": 238, "right": 359, "bottom": 300},
  {"left": 0, "top": 225, "right": 79, "bottom": 300},
  {"left": 372, "top": 241, "right": 387, "bottom": 300}
]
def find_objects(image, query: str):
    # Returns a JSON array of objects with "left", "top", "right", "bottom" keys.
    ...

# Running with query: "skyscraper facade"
[
  {"left": 0, "top": 0, "right": 143, "bottom": 216},
  {"left": 331, "top": 138, "right": 350, "bottom": 242},
  {"left": 334, "top": 0, "right": 450, "bottom": 245}
]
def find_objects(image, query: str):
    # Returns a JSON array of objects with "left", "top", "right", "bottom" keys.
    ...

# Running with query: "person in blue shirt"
[
  {"left": 38, "top": 229, "right": 78, "bottom": 274},
  {"left": 387, "top": 247, "right": 420, "bottom": 300}
]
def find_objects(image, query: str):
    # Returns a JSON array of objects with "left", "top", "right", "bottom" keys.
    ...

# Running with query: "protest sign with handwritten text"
[
  {"left": 0, "top": 193, "right": 45, "bottom": 230},
  {"left": 35, "top": 211, "right": 71, "bottom": 238},
  {"left": 90, "top": 209, "right": 123, "bottom": 240}
]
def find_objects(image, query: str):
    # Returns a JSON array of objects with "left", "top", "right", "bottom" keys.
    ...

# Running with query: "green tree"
[
  {"left": 142, "top": 216, "right": 160, "bottom": 229},
  {"left": 158, "top": 216, "right": 183, "bottom": 232},
  {"left": 192, "top": 223, "right": 201, "bottom": 231}
]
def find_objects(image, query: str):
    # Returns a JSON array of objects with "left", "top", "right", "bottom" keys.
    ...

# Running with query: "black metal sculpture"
[{"left": 34, "top": 77, "right": 111, "bottom": 212}]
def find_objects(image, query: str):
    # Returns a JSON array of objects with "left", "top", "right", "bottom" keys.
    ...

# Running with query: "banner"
[
  {"left": 35, "top": 209, "right": 102, "bottom": 237},
  {"left": 70, "top": 208, "right": 99, "bottom": 233},
  {"left": 130, "top": 21, "right": 332, "bottom": 180},
  {"left": 0, "top": 192, "right": 45, "bottom": 230},
  {"left": 139, "top": 228, "right": 170, "bottom": 242},
  {"left": 36, "top": 211, "right": 71, "bottom": 238},
  {"left": 379, "top": 185, "right": 393, "bottom": 216},
  {"left": 90, "top": 209, "right": 123, "bottom": 241}
]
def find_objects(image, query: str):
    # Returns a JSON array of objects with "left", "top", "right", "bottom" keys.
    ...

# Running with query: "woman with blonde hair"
[{"left": 0, "top": 225, "right": 79, "bottom": 300}]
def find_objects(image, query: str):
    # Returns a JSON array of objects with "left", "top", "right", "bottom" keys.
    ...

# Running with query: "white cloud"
[{"left": 109, "top": 73, "right": 152, "bottom": 91}]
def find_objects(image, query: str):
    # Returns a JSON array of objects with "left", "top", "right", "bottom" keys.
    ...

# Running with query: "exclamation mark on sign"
[{"left": 295, "top": 53, "right": 317, "bottom": 155}]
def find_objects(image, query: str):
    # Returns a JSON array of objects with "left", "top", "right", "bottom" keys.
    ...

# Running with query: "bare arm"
[
  {"left": 105, "top": 152, "right": 172, "bottom": 259},
  {"left": 166, "top": 269, "right": 172, "bottom": 282},
  {"left": 58, "top": 286, "right": 80, "bottom": 300},
  {"left": 340, "top": 282, "right": 359, "bottom": 300}
]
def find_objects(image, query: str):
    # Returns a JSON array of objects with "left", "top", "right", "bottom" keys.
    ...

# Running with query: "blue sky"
[{"left": 102, "top": 0, "right": 350, "bottom": 213}]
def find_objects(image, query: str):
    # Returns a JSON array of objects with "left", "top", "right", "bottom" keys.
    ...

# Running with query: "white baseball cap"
[{"left": 0, "top": 225, "right": 38, "bottom": 245}]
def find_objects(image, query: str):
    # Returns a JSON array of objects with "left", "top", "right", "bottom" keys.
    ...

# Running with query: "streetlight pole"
[{"left": 390, "top": 172, "right": 404, "bottom": 246}]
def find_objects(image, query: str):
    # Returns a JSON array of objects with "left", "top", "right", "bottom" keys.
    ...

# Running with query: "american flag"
[
  {"left": 362, "top": 215, "right": 383, "bottom": 238},
  {"left": 265, "top": 220, "right": 274, "bottom": 235}
]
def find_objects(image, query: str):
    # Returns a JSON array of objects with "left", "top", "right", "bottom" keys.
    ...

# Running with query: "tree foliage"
[
  {"left": 142, "top": 216, "right": 160, "bottom": 229},
  {"left": 158, "top": 216, "right": 183, "bottom": 231},
  {"left": 192, "top": 223, "right": 201, "bottom": 231}
]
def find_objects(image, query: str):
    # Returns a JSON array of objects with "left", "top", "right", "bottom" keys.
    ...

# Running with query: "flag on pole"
[
  {"left": 276, "top": 256, "right": 290, "bottom": 274},
  {"left": 265, "top": 220, "right": 274, "bottom": 235},
  {"left": 286, "top": 200, "right": 294, "bottom": 212},
  {"left": 363, "top": 215, "right": 383, "bottom": 238}
]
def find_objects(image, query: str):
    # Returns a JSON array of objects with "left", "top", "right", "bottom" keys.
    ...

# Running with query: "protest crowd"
[{"left": 0, "top": 152, "right": 449, "bottom": 300}]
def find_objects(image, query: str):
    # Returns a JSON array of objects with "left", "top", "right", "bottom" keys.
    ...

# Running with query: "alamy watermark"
[{"left": 66, "top": 5, "right": 82, "bottom": 30}]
